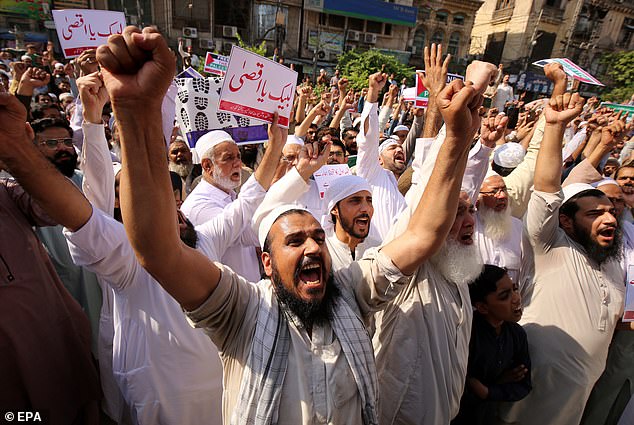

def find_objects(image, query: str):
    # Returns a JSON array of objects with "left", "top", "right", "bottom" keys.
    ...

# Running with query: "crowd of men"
[{"left": 2, "top": 27, "right": 634, "bottom": 425}]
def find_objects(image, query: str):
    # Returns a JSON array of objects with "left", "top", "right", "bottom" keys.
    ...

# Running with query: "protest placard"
[
  {"left": 204, "top": 52, "right": 229, "bottom": 76},
  {"left": 415, "top": 71, "right": 464, "bottom": 108},
  {"left": 176, "top": 66, "right": 204, "bottom": 79},
  {"left": 175, "top": 76, "right": 268, "bottom": 148},
  {"left": 624, "top": 266, "right": 634, "bottom": 322},
  {"left": 601, "top": 102, "right": 634, "bottom": 115},
  {"left": 52, "top": 9, "right": 125, "bottom": 58},
  {"left": 532, "top": 58, "right": 604, "bottom": 86},
  {"left": 219, "top": 46, "right": 297, "bottom": 128},
  {"left": 313, "top": 164, "right": 352, "bottom": 198}
]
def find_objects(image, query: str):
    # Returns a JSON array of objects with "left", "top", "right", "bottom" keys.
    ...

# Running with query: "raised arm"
[
  {"left": 97, "top": 26, "right": 219, "bottom": 310},
  {"left": 381, "top": 79, "right": 481, "bottom": 275},
  {"left": 534, "top": 64, "right": 585, "bottom": 193},
  {"left": 356, "top": 71, "right": 387, "bottom": 181},
  {"left": 294, "top": 100, "right": 330, "bottom": 138},
  {"left": 420, "top": 44, "right": 450, "bottom": 139},
  {"left": 0, "top": 93, "right": 92, "bottom": 231}
]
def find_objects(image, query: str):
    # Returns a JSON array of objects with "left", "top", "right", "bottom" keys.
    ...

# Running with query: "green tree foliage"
[
  {"left": 337, "top": 49, "right": 415, "bottom": 91},
  {"left": 600, "top": 50, "right": 634, "bottom": 103},
  {"left": 235, "top": 34, "right": 268, "bottom": 57}
]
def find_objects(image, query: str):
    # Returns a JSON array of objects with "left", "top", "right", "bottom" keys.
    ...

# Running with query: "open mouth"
[
  {"left": 297, "top": 260, "right": 323, "bottom": 289},
  {"left": 513, "top": 307, "right": 523, "bottom": 316},
  {"left": 460, "top": 232, "right": 473, "bottom": 244},
  {"left": 598, "top": 227, "right": 615, "bottom": 241}
]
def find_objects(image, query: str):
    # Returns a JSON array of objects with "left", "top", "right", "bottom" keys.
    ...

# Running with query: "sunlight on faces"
[
  {"left": 35, "top": 126, "right": 78, "bottom": 178},
  {"left": 205, "top": 141, "right": 242, "bottom": 191},
  {"left": 379, "top": 143, "right": 406, "bottom": 174},
  {"left": 616, "top": 167, "right": 634, "bottom": 195},
  {"left": 598, "top": 184, "right": 626, "bottom": 220},
  {"left": 281, "top": 143, "right": 301, "bottom": 172},
  {"left": 475, "top": 274, "right": 523, "bottom": 324},
  {"left": 478, "top": 176, "right": 512, "bottom": 241},
  {"left": 263, "top": 212, "right": 337, "bottom": 327},
  {"left": 332, "top": 190, "right": 373, "bottom": 240},
  {"left": 430, "top": 193, "right": 483, "bottom": 286}
]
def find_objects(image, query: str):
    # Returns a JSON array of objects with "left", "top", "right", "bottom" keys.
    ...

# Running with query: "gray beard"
[
  {"left": 212, "top": 168, "right": 240, "bottom": 191},
  {"left": 169, "top": 162, "right": 193, "bottom": 178},
  {"left": 478, "top": 205, "right": 513, "bottom": 242},
  {"left": 429, "top": 239, "right": 484, "bottom": 286}
]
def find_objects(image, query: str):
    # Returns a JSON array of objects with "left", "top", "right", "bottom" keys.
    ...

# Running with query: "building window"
[
  {"left": 448, "top": 32, "right": 460, "bottom": 56},
  {"left": 413, "top": 27, "right": 426, "bottom": 53},
  {"left": 329, "top": 14, "right": 345, "bottom": 29},
  {"left": 419, "top": 7, "right": 431, "bottom": 20},
  {"left": 453, "top": 14, "right": 464, "bottom": 25},
  {"left": 435, "top": 11, "right": 448, "bottom": 24},
  {"left": 431, "top": 30, "right": 444, "bottom": 45},
  {"left": 174, "top": 0, "right": 211, "bottom": 31},
  {"left": 545, "top": 0, "right": 562, "bottom": 7},
  {"left": 348, "top": 17, "right": 364, "bottom": 31},
  {"left": 254, "top": 4, "right": 286, "bottom": 41},
  {"left": 319, "top": 12, "right": 327, "bottom": 26},
  {"left": 384, "top": 23, "right": 392, "bottom": 36},
  {"left": 617, "top": 17, "right": 634, "bottom": 47},
  {"left": 495, "top": 0, "right": 514, "bottom": 10},
  {"left": 366, "top": 20, "right": 382, "bottom": 34}
]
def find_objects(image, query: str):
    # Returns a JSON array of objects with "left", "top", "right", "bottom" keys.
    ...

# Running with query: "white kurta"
[
  {"left": 356, "top": 101, "right": 406, "bottom": 240},
  {"left": 373, "top": 177, "right": 472, "bottom": 425},
  {"left": 181, "top": 178, "right": 261, "bottom": 282},
  {"left": 326, "top": 233, "right": 381, "bottom": 272},
  {"left": 498, "top": 190, "right": 625, "bottom": 425}
]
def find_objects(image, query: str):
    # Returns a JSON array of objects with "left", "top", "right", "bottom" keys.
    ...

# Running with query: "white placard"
[
  {"left": 219, "top": 46, "right": 297, "bottom": 128},
  {"left": 313, "top": 164, "right": 352, "bottom": 198},
  {"left": 53, "top": 9, "right": 126, "bottom": 58}
]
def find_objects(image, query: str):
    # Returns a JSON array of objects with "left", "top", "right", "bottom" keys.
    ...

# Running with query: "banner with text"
[
  {"left": 219, "top": 46, "right": 297, "bottom": 128},
  {"left": 204, "top": 52, "right": 229, "bottom": 76},
  {"left": 313, "top": 164, "right": 352, "bottom": 198},
  {"left": 532, "top": 58, "right": 604, "bottom": 86},
  {"left": 53, "top": 9, "right": 125, "bottom": 58}
]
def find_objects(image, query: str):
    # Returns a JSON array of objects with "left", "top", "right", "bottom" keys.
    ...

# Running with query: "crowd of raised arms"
[{"left": 2, "top": 26, "right": 634, "bottom": 425}]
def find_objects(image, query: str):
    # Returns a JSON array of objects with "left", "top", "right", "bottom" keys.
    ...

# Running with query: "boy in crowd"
[{"left": 452, "top": 265, "right": 531, "bottom": 425}]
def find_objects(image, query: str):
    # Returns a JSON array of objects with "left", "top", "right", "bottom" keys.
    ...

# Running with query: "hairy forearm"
[
  {"left": 534, "top": 123, "right": 565, "bottom": 192},
  {"left": 423, "top": 97, "right": 443, "bottom": 138},
  {"left": 295, "top": 97, "right": 307, "bottom": 125},
  {"left": 3, "top": 134, "right": 92, "bottom": 230},
  {"left": 253, "top": 139, "right": 283, "bottom": 190}
]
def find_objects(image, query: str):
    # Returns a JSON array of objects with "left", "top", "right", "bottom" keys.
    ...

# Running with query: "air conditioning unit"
[
  {"left": 347, "top": 30, "right": 360, "bottom": 41},
  {"left": 183, "top": 27, "right": 198, "bottom": 38},
  {"left": 364, "top": 33, "right": 377, "bottom": 44},
  {"left": 222, "top": 42, "right": 234, "bottom": 53},
  {"left": 199, "top": 38, "right": 214, "bottom": 49},
  {"left": 222, "top": 26, "right": 238, "bottom": 38}
]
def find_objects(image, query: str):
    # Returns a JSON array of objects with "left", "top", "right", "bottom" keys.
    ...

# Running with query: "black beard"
[
  {"left": 271, "top": 259, "right": 339, "bottom": 329},
  {"left": 339, "top": 211, "right": 370, "bottom": 240},
  {"left": 179, "top": 218, "right": 198, "bottom": 249},
  {"left": 574, "top": 222, "right": 623, "bottom": 265},
  {"left": 50, "top": 151, "right": 78, "bottom": 177}
]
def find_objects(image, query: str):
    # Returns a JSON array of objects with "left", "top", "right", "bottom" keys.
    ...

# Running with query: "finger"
[
  {"left": 453, "top": 81, "right": 478, "bottom": 109},
  {"left": 423, "top": 46, "right": 430, "bottom": 72},
  {"left": 122, "top": 26, "right": 148, "bottom": 67},
  {"left": 97, "top": 45, "right": 124, "bottom": 74},
  {"left": 305, "top": 142, "right": 314, "bottom": 159},
  {"left": 106, "top": 34, "right": 137, "bottom": 74},
  {"left": 442, "top": 54, "right": 451, "bottom": 74},
  {"left": 435, "top": 44, "right": 442, "bottom": 67},
  {"left": 133, "top": 28, "right": 172, "bottom": 64}
]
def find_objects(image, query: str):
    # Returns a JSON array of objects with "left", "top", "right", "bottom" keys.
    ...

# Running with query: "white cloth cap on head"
[
  {"left": 286, "top": 135, "right": 304, "bottom": 146},
  {"left": 324, "top": 175, "right": 372, "bottom": 215},
  {"left": 378, "top": 139, "right": 399, "bottom": 155},
  {"left": 54, "top": 62, "right": 64, "bottom": 69},
  {"left": 484, "top": 167, "right": 501, "bottom": 181},
  {"left": 594, "top": 178, "right": 619, "bottom": 188},
  {"left": 255, "top": 204, "right": 311, "bottom": 248},
  {"left": 20, "top": 55, "right": 30, "bottom": 61},
  {"left": 194, "top": 130, "right": 235, "bottom": 160},
  {"left": 59, "top": 92, "right": 74, "bottom": 101},
  {"left": 393, "top": 124, "right": 409, "bottom": 133},
  {"left": 493, "top": 143, "right": 526, "bottom": 168},
  {"left": 563, "top": 183, "right": 596, "bottom": 204}
]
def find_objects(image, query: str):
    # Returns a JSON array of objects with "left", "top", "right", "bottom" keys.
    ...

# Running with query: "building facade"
[{"left": 469, "top": 0, "right": 634, "bottom": 74}]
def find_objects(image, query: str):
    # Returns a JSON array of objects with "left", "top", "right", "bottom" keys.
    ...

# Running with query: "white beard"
[
  {"left": 169, "top": 162, "right": 193, "bottom": 178},
  {"left": 478, "top": 204, "right": 513, "bottom": 242},
  {"left": 430, "top": 239, "right": 484, "bottom": 286},
  {"left": 212, "top": 168, "right": 241, "bottom": 191}
]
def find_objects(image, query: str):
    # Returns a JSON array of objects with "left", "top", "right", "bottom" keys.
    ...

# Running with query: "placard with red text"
[{"left": 53, "top": 9, "right": 126, "bottom": 58}]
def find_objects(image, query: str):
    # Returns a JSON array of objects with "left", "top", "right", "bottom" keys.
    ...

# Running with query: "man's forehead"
[
  {"left": 272, "top": 212, "right": 322, "bottom": 238},
  {"left": 38, "top": 126, "right": 70, "bottom": 138},
  {"left": 170, "top": 141, "right": 189, "bottom": 151},
  {"left": 599, "top": 185, "right": 623, "bottom": 198},
  {"left": 343, "top": 190, "right": 372, "bottom": 201},
  {"left": 282, "top": 144, "right": 301, "bottom": 156},
  {"left": 482, "top": 175, "right": 506, "bottom": 188},
  {"left": 576, "top": 195, "right": 612, "bottom": 211}
]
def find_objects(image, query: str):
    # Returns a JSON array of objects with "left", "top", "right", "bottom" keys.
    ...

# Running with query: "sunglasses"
[{"left": 39, "top": 138, "right": 73, "bottom": 149}]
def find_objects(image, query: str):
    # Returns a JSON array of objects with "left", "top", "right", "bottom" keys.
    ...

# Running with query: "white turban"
[
  {"left": 286, "top": 135, "right": 304, "bottom": 146},
  {"left": 594, "top": 178, "right": 619, "bottom": 189},
  {"left": 194, "top": 130, "right": 235, "bottom": 160},
  {"left": 254, "top": 204, "right": 311, "bottom": 248},
  {"left": 393, "top": 124, "right": 409, "bottom": 133},
  {"left": 378, "top": 139, "right": 399, "bottom": 155},
  {"left": 320, "top": 175, "right": 372, "bottom": 232},
  {"left": 493, "top": 143, "right": 526, "bottom": 168}
]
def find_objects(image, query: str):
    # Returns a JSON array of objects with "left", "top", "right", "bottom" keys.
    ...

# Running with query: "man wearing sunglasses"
[{"left": 31, "top": 117, "right": 78, "bottom": 178}]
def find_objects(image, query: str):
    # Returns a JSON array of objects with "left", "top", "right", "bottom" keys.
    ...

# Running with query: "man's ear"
[
  {"left": 25, "top": 122, "right": 35, "bottom": 142},
  {"left": 474, "top": 301, "right": 488, "bottom": 315},
  {"left": 378, "top": 154, "right": 384, "bottom": 166},
  {"left": 201, "top": 157, "right": 213, "bottom": 173},
  {"left": 559, "top": 213, "right": 574, "bottom": 234},
  {"left": 331, "top": 205, "right": 340, "bottom": 221},
  {"left": 262, "top": 251, "right": 273, "bottom": 277}
]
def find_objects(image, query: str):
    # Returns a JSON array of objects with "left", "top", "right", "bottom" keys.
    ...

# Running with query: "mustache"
[
  {"left": 54, "top": 150, "right": 76, "bottom": 161},
  {"left": 354, "top": 214, "right": 371, "bottom": 221}
]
